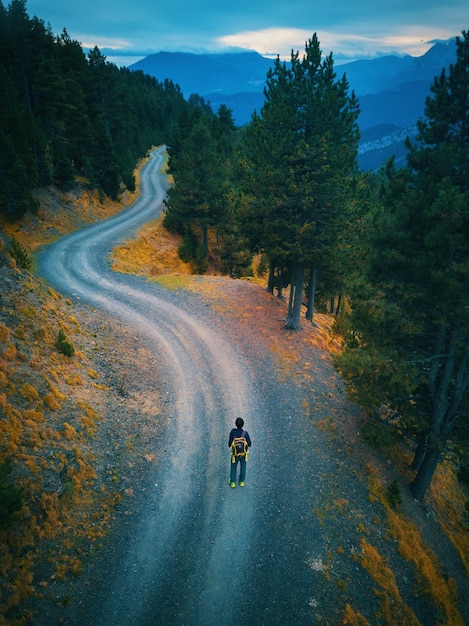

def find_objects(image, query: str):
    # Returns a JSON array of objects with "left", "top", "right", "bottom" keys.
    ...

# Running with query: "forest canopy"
[{"left": 0, "top": 0, "right": 185, "bottom": 219}]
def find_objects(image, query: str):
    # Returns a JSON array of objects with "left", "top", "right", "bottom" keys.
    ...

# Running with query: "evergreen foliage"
[
  {"left": 55, "top": 328, "right": 75, "bottom": 356},
  {"left": 9, "top": 236, "right": 32, "bottom": 269},
  {"left": 241, "top": 35, "right": 360, "bottom": 328},
  {"left": 3, "top": 0, "right": 467, "bottom": 505},
  {"left": 386, "top": 480, "right": 402, "bottom": 508},
  {"left": 0, "top": 0, "right": 185, "bottom": 219},
  {"left": 0, "top": 457, "right": 23, "bottom": 528},
  {"left": 164, "top": 98, "right": 252, "bottom": 274},
  {"left": 336, "top": 31, "right": 469, "bottom": 500}
]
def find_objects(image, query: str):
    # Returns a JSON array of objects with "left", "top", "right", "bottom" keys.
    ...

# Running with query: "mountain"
[
  {"left": 131, "top": 51, "right": 273, "bottom": 98},
  {"left": 339, "top": 41, "right": 457, "bottom": 96},
  {"left": 341, "top": 40, "right": 457, "bottom": 168},
  {"left": 129, "top": 41, "right": 457, "bottom": 170},
  {"left": 130, "top": 51, "right": 274, "bottom": 126}
]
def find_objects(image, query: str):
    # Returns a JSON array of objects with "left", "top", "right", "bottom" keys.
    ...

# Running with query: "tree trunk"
[
  {"left": 410, "top": 446, "right": 440, "bottom": 501},
  {"left": 267, "top": 259, "right": 275, "bottom": 294},
  {"left": 286, "top": 271, "right": 295, "bottom": 319},
  {"left": 410, "top": 438, "right": 427, "bottom": 471},
  {"left": 284, "top": 263, "right": 304, "bottom": 330},
  {"left": 409, "top": 321, "right": 469, "bottom": 499},
  {"left": 203, "top": 224, "right": 208, "bottom": 256},
  {"left": 305, "top": 267, "right": 317, "bottom": 323},
  {"left": 277, "top": 267, "right": 285, "bottom": 299},
  {"left": 334, "top": 292, "right": 342, "bottom": 317},
  {"left": 274, "top": 266, "right": 285, "bottom": 300}
]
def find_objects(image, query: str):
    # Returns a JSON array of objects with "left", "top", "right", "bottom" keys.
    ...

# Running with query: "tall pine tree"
[
  {"left": 243, "top": 35, "right": 360, "bottom": 329},
  {"left": 336, "top": 31, "right": 469, "bottom": 500}
]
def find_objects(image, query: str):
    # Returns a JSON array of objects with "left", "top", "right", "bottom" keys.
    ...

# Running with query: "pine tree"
[
  {"left": 243, "top": 35, "right": 359, "bottom": 329},
  {"left": 164, "top": 101, "right": 237, "bottom": 268},
  {"left": 336, "top": 31, "right": 469, "bottom": 500}
]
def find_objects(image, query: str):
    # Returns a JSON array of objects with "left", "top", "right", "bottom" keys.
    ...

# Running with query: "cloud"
[
  {"left": 216, "top": 26, "right": 459, "bottom": 62},
  {"left": 26, "top": 0, "right": 468, "bottom": 67},
  {"left": 217, "top": 28, "right": 310, "bottom": 58},
  {"left": 78, "top": 35, "right": 134, "bottom": 51}
]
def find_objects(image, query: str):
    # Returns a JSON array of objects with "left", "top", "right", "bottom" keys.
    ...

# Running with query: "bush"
[
  {"left": 55, "top": 329, "right": 75, "bottom": 356},
  {"left": 361, "top": 421, "right": 398, "bottom": 450},
  {"left": 0, "top": 458, "right": 23, "bottom": 527},
  {"left": 386, "top": 479, "right": 402, "bottom": 508},
  {"left": 9, "top": 237, "right": 32, "bottom": 270},
  {"left": 457, "top": 463, "right": 469, "bottom": 487},
  {"left": 178, "top": 229, "right": 198, "bottom": 263}
]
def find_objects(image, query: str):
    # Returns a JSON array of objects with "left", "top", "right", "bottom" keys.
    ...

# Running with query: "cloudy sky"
[{"left": 26, "top": 0, "right": 469, "bottom": 66}]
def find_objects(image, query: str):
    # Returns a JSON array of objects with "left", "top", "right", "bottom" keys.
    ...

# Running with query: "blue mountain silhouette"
[{"left": 130, "top": 40, "right": 457, "bottom": 170}]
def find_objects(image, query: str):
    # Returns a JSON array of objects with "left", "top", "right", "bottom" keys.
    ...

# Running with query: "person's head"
[{"left": 235, "top": 417, "right": 244, "bottom": 429}]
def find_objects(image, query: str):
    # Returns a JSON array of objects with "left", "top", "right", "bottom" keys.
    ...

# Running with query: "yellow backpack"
[{"left": 231, "top": 431, "right": 248, "bottom": 460}]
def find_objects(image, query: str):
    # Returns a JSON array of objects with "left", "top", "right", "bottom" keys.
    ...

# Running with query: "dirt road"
[{"left": 36, "top": 148, "right": 463, "bottom": 625}]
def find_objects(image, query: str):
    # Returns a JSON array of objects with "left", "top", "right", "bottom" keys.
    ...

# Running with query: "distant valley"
[{"left": 130, "top": 41, "right": 457, "bottom": 170}]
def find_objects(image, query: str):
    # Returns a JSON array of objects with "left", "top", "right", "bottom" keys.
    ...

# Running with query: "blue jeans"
[{"left": 230, "top": 456, "right": 247, "bottom": 483}]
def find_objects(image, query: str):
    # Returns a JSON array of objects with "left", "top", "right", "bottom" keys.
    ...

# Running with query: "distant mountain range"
[{"left": 129, "top": 41, "right": 457, "bottom": 170}]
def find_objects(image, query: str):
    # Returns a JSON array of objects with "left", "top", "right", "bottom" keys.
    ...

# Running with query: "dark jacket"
[{"left": 228, "top": 428, "right": 251, "bottom": 448}]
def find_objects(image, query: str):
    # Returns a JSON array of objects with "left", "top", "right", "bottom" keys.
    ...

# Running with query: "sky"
[{"left": 25, "top": 0, "right": 469, "bottom": 66}]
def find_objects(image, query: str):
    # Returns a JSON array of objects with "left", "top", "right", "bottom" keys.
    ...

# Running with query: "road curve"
[{"left": 37, "top": 147, "right": 351, "bottom": 624}]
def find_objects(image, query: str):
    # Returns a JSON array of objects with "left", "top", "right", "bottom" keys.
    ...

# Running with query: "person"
[{"left": 228, "top": 417, "right": 251, "bottom": 488}]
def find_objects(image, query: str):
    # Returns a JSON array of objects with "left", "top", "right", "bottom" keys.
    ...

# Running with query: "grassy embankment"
[{"left": 0, "top": 153, "right": 155, "bottom": 623}]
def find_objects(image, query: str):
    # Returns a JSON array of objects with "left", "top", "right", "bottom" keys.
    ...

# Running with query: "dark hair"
[{"left": 235, "top": 417, "right": 244, "bottom": 429}]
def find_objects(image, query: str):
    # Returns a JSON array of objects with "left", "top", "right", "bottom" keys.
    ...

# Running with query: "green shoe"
[
  {"left": 230, "top": 482, "right": 236, "bottom": 488},
  {"left": 239, "top": 482, "right": 245, "bottom": 487}
]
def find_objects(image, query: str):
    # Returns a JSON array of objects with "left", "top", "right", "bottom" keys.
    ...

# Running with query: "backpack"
[{"left": 232, "top": 431, "right": 248, "bottom": 457}]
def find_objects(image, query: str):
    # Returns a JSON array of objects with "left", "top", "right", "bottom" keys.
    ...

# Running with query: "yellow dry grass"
[
  {"left": 429, "top": 461, "right": 469, "bottom": 576},
  {"left": 0, "top": 154, "right": 157, "bottom": 621},
  {"left": 111, "top": 214, "right": 192, "bottom": 277},
  {"left": 153, "top": 274, "right": 192, "bottom": 290},
  {"left": 359, "top": 538, "right": 421, "bottom": 625},
  {"left": 367, "top": 473, "right": 464, "bottom": 626},
  {"left": 343, "top": 603, "right": 371, "bottom": 625},
  {"left": 2, "top": 146, "right": 467, "bottom": 624}
]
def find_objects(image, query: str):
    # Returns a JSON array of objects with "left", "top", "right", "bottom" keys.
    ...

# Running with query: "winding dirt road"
[
  {"left": 36, "top": 147, "right": 463, "bottom": 625},
  {"left": 37, "top": 148, "right": 269, "bottom": 623}
]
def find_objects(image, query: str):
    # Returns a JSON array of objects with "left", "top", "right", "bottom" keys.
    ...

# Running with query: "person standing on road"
[{"left": 228, "top": 417, "right": 251, "bottom": 488}]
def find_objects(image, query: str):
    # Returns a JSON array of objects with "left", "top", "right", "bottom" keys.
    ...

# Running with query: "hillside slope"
[{"left": 0, "top": 173, "right": 173, "bottom": 622}]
